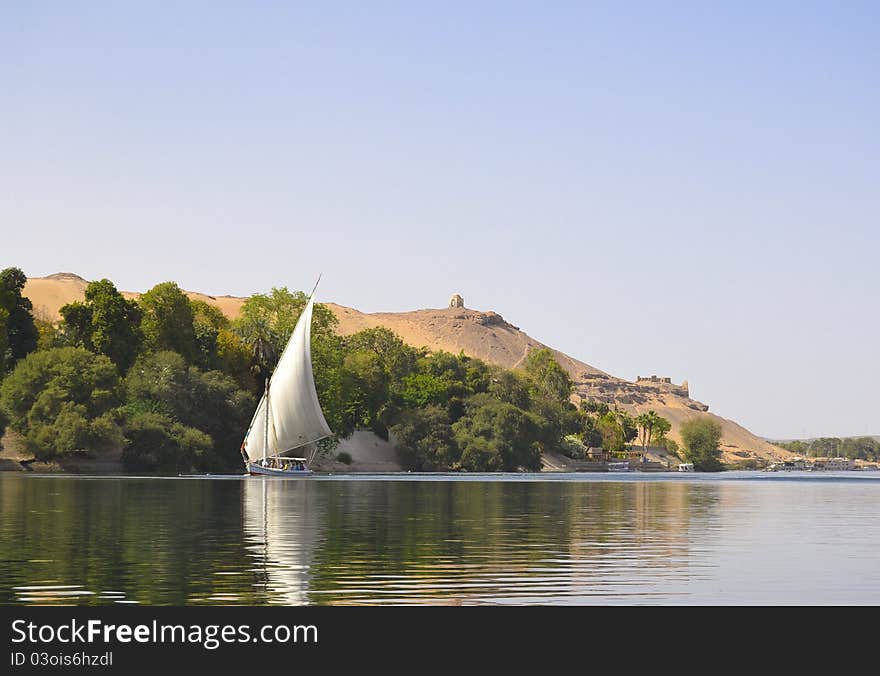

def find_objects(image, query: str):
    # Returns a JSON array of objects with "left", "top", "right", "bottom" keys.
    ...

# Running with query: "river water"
[{"left": 1, "top": 472, "right": 879, "bottom": 605}]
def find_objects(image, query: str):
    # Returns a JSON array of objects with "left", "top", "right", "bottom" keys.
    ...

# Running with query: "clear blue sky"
[{"left": 2, "top": 2, "right": 877, "bottom": 439}]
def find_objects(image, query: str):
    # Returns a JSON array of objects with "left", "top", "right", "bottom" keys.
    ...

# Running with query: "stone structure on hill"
[
  {"left": 448, "top": 293, "right": 464, "bottom": 308},
  {"left": 576, "top": 373, "right": 702, "bottom": 410}
]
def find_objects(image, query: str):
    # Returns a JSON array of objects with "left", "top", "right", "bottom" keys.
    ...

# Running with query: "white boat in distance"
[{"left": 240, "top": 280, "right": 332, "bottom": 477}]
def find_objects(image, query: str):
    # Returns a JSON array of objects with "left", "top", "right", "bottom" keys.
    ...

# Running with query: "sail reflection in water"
[
  {"left": 239, "top": 479, "right": 706, "bottom": 605},
  {"left": 242, "top": 479, "right": 322, "bottom": 604}
]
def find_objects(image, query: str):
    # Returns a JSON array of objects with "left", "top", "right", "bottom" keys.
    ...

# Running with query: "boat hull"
[{"left": 246, "top": 462, "right": 314, "bottom": 477}]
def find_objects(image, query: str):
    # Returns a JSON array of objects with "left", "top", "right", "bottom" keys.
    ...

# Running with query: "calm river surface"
[{"left": 2, "top": 472, "right": 879, "bottom": 605}]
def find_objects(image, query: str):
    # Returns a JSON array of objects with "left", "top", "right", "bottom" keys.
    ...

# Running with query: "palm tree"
[
  {"left": 234, "top": 317, "right": 279, "bottom": 393},
  {"left": 636, "top": 410, "right": 663, "bottom": 453}
]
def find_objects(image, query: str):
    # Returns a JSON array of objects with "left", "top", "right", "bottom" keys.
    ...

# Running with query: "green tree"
[
  {"left": 452, "top": 395, "right": 542, "bottom": 471},
  {"left": 341, "top": 350, "right": 391, "bottom": 430},
  {"left": 579, "top": 411, "right": 603, "bottom": 448},
  {"left": 344, "top": 327, "right": 417, "bottom": 383},
  {"left": 391, "top": 405, "right": 457, "bottom": 470},
  {"left": 581, "top": 400, "right": 610, "bottom": 416},
  {"left": 233, "top": 287, "right": 338, "bottom": 386},
  {"left": 488, "top": 369, "right": 532, "bottom": 410},
  {"left": 59, "top": 279, "right": 142, "bottom": 371},
  {"left": 653, "top": 416, "right": 672, "bottom": 446},
  {"left": 0, "top": 405, "right": 8, "bottom": 452},
  {"left": 339, "top": 328, "right": 418, "bottom": 435},
  {"left": 521, "top": 348, "right": 573, "bottom": 404},
  {"left": 191, "top": 299, "right": 230, "bottom": 371},
  {"left": 680, "top": 417, "right": 724, "bottom": 471},
  {"left": 139, "top": 282, "right": 198, "bottom": 362},
  {"left": 396, "top": 352, "right": 475, "bottom": 418},
  {"left": 34, "top": 316, "right": 61, "bottom": 351},
  {"left": 215, "top": 328, "right": 255, "bottom": 391},
  {"left": 635, "top": 410, "right": 671, "bottom": 451},
  {"left": 596, "top": 411, "right": 625, "bottom": 453},
  {"left": 121, "top": 412, "right": 212, "bottom": 473},
  {"left": 0, "top": 267, "right": 38, "bottom": 373},
  {"left": 121, "top": 350, "right": 255, "bottom": 471},
  {"left": 0, "top": 347, "right": 122, "bottom": 458},
  {"left": 0, "top": 306, "right": 8, "bottom": 371},
  {"left": 617, "top": 409, "right": 638, "bottom": 447}
]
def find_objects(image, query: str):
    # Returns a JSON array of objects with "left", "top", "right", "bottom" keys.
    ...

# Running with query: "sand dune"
[{"left": 22, "top": 273, "right": 790, "bottom": 463}]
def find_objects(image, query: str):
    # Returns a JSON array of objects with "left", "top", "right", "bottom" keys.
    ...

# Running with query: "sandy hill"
[{"left": 22, "top": 274, "right": 790, "bottom": 464}]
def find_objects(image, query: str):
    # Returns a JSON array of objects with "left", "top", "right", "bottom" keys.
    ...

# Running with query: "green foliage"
[
  {"left": 310, "top": 332, "right": 354, "bottom": 441},
  {"left": 233, "top": 287, "right": 338, "bottom": 382},
  {"left": 392, "top": 351, "right": 478, "bottom": 425},
  {"left": 488, "top": 369, "right": 532, "bottom": 410},
  {"left": 0, "top": 271, "right": 594, "bottom": 474},
  {"left": 635, "top": 410, "right": 672, "bottom": 450},
  {"left": 57, "top": 302, "right": 92, "bottom": 347},
  {"left": 215, "top": 329, "right": 255, "bottom": 391},
  {"left": 680, "top": 417, "right": 724, "bottom": 471},
  {"left": 386, "top": 351, "right": 574, "bottom": 472},
  {"left": 521, "top": 348, "right": 573, "bottom": 404},
  {"left": 617, "top": 409, "right": 638, "bottom": 445},
  {"left": 776, "top": 437, "right": 880, "bottom": 461},
  {"left": 0, "top": 405, "right": 7, "bottom": 451},
  {"left": 341, "top": 350, "right": 391, "bottom": 428},
  {"left": 581, "top": 400, "right": 610, "bottom": 416},
  {"left": 122, "top": 351, "right": 255, "bottom": 471},
  {"left": 661, "top": 436, "right": 680, "bottom": 458},
  {"left": 579, "top": 411, "right": 603, "bottom": 448},
  {"left": 191, "top": 299, "right": 230, "bottom": 371},
  {"left": 529, "top": 396, "right": 580, "bottom": 450},
  {"left": 59, "top": 279, "right": 142, "bottom": 371},
  {"left": 400, "top": 372, "right": 453, "bottom": 408},
  {"left": 345, "top": 327, "right": 418, "bottom": 382},
  {"left": 0, "top": 347, "right": 121, "bottom": 459},
  {"left": 391, "top": 405, "right": 457, "bottom": 470},
  {"left": 34, "top": 317, "right": 61, "bottom": 351},
  {"left": 560, "top": 434, "right": 587, "bottom": 460},
  {"left": 139, "top": 282, "right": 198, "bottom": 362},
  {"left": 121, "top": 412, "right": 212, "bottom": 473},
  {"left": 0, "top": 267, "right": 38, "bottom": 373},
  {"left": 596, "top": 411, "right": 626, "bottom": 453},
  {"left": 336, "top": 451, "right": 352, "bottom": 465},
  {"left": 453, "top": 395, "right": 543, "bottom": 471},
  {"left": 0, "top": 307, "right": 7, "bottom": 373},
  {"left": 582, "top": 407, "right": 639, "bottom": 454}
]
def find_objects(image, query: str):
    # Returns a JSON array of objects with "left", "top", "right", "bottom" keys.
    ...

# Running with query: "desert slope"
[{"left": 22, "top": 274, "right": 790, "bottom": 463}]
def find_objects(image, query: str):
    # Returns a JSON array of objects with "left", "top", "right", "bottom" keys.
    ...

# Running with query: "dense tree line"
[
  {"left": 0, "top": 267, "right": 595, "bottom": 473},
  {"left": 777, "top": 437, "right": 880, "bottom": 461}
]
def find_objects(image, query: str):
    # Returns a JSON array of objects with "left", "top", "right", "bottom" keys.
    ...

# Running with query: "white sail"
[
  {"left": 243, "top": 292, "right": 332, "bottom": 461},
  {"left": 244, "top": 393, "right": 269, "bottom": 461}
]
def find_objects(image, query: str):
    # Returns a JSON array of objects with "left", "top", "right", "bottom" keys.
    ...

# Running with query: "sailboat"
[{"left": 240, "top": 280, "right": 332, "bottom": 476}]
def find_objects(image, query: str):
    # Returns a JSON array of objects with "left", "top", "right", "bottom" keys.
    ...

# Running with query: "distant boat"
[
  {"left": 677, "top": 463, "right": 695, "bottom": 472},
  {"left": 240, "top": 280, "right": 332, "bottom": 477},
  {"left": 607, "top": 461, "right": 632, "bottom": 472}
]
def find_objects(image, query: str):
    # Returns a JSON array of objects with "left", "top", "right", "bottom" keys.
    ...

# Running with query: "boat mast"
[{"left": 263, "top": 377, "right": 270, "bottom": 463}]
